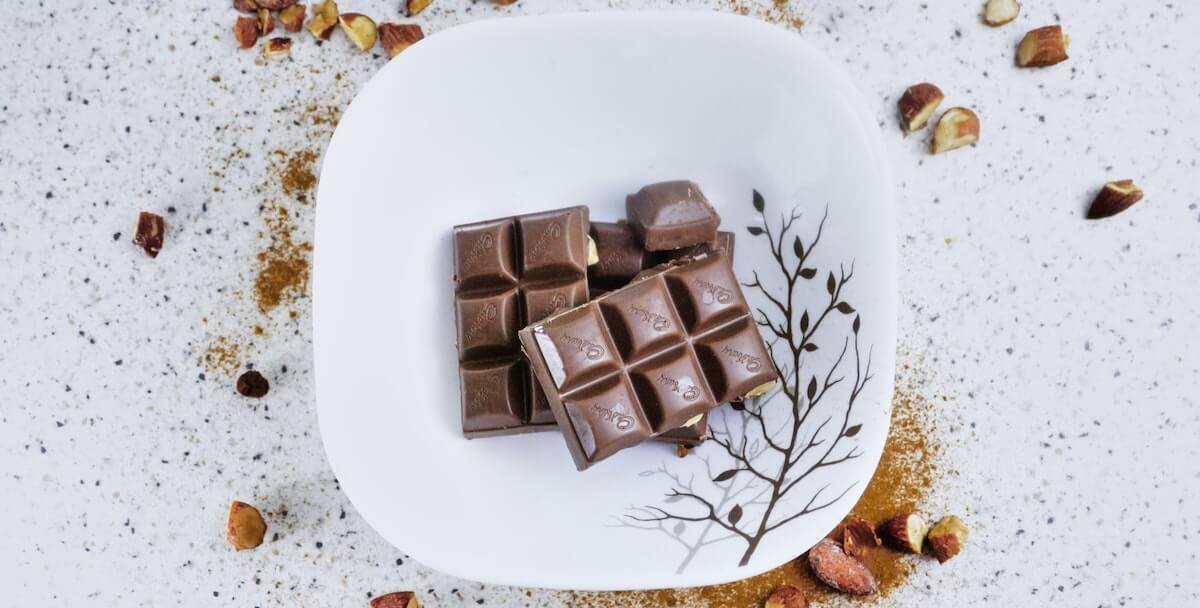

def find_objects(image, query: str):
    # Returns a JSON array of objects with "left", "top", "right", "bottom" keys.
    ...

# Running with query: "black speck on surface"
[{"left": 112, "top": 232, "right": 121, "bottom": 241}]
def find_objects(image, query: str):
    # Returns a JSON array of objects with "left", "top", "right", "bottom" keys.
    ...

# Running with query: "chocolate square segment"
[
  {"left": 455, "top": 288, "right": 519, "bottom": 360},
  {"left": 562, "top": 376, "right": 653, "bottom": 462},
  {"left": 522, "top": 281, "right": 588, "bottom": 326},
  {"left": 630, "top": 346, "right": 717, "bottom": 433},
  {"left": 597, "top": 276, "right": 686, "bottom": 362},
  {"left": 531, "top": 305, "right": 620, "bottom": 393},
  {"left": 518, "top": 208, "right": 589, "bottom": 280},
  {"left": 625, "top": 180, "right": 721, "bottom": 251},
  {"left": 452, "top": 206, "right": 591, "bottom": 437},
  {"left": 460, "top": 359, "right": 525, "bottom": 434},
  {"left": 520, "top": 250, "right": 778, "bottom": 470},
  {"left": 695, "top": 317, "right": 774, "bottom": 399},
  {"left": 664, "top": 254, "right": 744, "bottom": 333},
  {"left": 454, "top": 219, "right": 517, "bottom": 291}
]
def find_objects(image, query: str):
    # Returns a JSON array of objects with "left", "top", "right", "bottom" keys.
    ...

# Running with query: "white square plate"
[{"left": 314, "top": 11, "right": 895, "bottom": 590}]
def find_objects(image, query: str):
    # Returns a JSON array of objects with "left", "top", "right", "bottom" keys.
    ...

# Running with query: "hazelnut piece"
[
  {"left": 926, "top": 515, "right": 969, "bottom": 563},
  {"left": 226, "top": 501, "right": 267, "bottom": 550},
  {"left": 339, "top": 13, "right": 378, "bottom": 52},
  {"left": 878, "top": 511, "right": 929, "bottom": 554},
  {"left": 1017, "top": 25, "right": 1070, "bottom": 67},
  {"left": 370, "top": 592, "right": 421, "bottom": 608},
  {"left": 1086, "top": 179, "right": 1144, "bottom": 219},
  {"left": 378, "top": 23, "right": 424, "bottom": 58},
  {"left": 929, "top": 107, "right": 980, "bottom": 154},
  {"left": 897, "top": 82, "right": 944, "bottom": 134},
  {"left": 233, "top": 15, "right": 260, "bottom": 49}
]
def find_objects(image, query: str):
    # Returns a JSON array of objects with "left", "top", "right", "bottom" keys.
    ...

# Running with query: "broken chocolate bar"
[{"left": 520, "top": 250, "right": 776, "bottom": 469}]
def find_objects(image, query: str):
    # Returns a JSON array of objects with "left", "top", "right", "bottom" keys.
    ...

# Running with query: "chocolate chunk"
[
  {"left": 625, "top": 181, "right": 721, "bottom": 251},
  {"left": 521, "top": 251, "right": 777, "bottom": 470},
  {"left": 133, "top": 211, "right": 165, "bottom": 258},
  {"left": 236, "top": 370, "right": 270, "bottom": 398},
  {"left": 453, "top": 206, "right": 591, "bottom": 437}
]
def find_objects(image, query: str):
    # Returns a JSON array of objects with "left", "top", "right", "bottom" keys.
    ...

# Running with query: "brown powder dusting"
[
  {"left": 560, "top": 366, "right": 942, "bottom": 607},
  {"left": 253, "top": 205, "right": 313, "bottom": 314},
  {"left": 275, "top": 149, "right": 319, "bottom": 202},
  {"left": 200, "top": 335, "right": 242, "bottom": 377},
  {"left": 722, "top": 0, "right": 806, "bottom": 31}
]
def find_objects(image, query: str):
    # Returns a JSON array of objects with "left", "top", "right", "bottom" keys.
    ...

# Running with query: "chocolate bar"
[
  {"left": 520, "top": 251, "right": 777, "bottom": 469},
  {"left": 589, "top": 221, "right": 735, "bottom": 293},
  {"left": 453, "top": 206, "right": 592, "bottom": 437},
  {"left": 625, "top": 180, "right": 721, "bottom": 251}
]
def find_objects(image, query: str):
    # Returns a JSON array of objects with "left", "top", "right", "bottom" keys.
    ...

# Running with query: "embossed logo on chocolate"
[
  {"left": 721, "top": 345, "right": 763, "bottom": 371},
  {"left": 463, "top": 303, "right": 498, "bottom": 344},
  {"left": 598, "top": 249, "right": 623, "bottom": 272},
  {"left": 694, "top": 277, "right": 734, "bottom": 305},
  {"left": 630, "top": 305, "right": 671, "bottom": 331},
  {"left": 539, "top": 292, "right": 570, "bottom": 319},
  {"left": 461, "top": 232, "right": 494, "bottom": 271},
  {"left": 560, "top": 333, "right": 604, "bottom": 360},
  {"left": 657, "top": 373, "right": 700, "bottom": 401},
  {"left": 468, "top": 374, "right": 500, "bottom": 410},
  {"left": 526, "top": 221, "right": 563, "bottom": 262},
  {"left": 591, "top": 403, "right": 634, "bottom": 430}
]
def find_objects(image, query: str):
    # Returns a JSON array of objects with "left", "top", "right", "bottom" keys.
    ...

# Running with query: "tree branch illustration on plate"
[{"left": 617, "top": 191, "right": 875, "bottom": 573}]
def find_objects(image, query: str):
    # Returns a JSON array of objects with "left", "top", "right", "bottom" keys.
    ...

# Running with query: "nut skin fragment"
[
  {"left": 278, "top": 4, "right": 306, "bottom": 32},
  {"left": 926, "top": 515, "right": 969, "bottom": 563},
  {"left": 306, "top": 0, "right": 339, "bottom": 41},
  {"left": 897, "top": 82, "right": 944, "bottom": 134},
  {"left": 494, "top": 0, "right": 517, "bottom": 4},
  {"left": 840, "top": 515, "right": 881, "bottom": 558},
  {"left": 134, "top": 212, "right": 165, "bottom": 258},
  {"left": 339, "top": 13, "right": 378, "bottom": 52},
  {"left": 263, "top": 37, "right": 293, "bottom": 58},
  {"left": 378, "top": 23, "right": 425, "bottom": 58},
  {"left": 226, "top": 501, "right": 267, "bottom": 550},
  {"left": 675, "top": 443, "right": 689, "bottom": 458},
  {"left": 765, "top": 585, "right": 809, "bottom": 608},
  {"left": 236, "top": 370, "right": 271, "bottom": 398},
  {"left": 929, "top": 107, "right": 980, "bottom": 154},
  {"left": 983, "top": 0, "right": 1020, "bottom": 26},
  {"left": 370, "top": 592, "right": 422, "bottom": 608},
  {"left": 878, "top": 511, "right": 929, "bottom": 554},
  {"left": 233, "top": 15, "right": 260, "bottom": 49},
  {"left": 406, "top": 0, "right": 433, "bottom": 17},
  {"left": 255, "top": 0, "right": 298, "bottom": 8},
  {"left": 1087, "top": 179, "right": 1144, "bottom": 219},
  {"left": 1017, "top": 25, "right": 1070, "bottom": 67},
  {"left": 233, "top": 0, "right": 259, "bottom": 13},
  {"left": 807, "top": 538, "right": 877, "bottom": 595},
  {"left": 258, "top": 8, "right": 275, "bottom": 35}
]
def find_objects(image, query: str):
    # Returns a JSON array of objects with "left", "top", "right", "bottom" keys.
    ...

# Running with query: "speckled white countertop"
[{"left": 2, "top": 0, "right": 1197, "bottom": 606}]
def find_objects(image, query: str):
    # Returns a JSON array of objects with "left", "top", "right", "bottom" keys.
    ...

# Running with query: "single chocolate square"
[{"left": 625, "top": 181, "right": 721, "bottom": 251}]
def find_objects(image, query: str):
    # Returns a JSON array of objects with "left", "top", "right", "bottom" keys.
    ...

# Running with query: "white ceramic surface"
[{"left": 314, "top": 11, "right": 895, "bottom": 590}]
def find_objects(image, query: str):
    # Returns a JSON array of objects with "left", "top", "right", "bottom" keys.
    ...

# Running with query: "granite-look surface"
[{"left": 2, "top": 0, "right": 1197, "bottom": 606}]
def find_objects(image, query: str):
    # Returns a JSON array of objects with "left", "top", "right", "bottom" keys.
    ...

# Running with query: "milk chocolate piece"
[
  {"left": 453, "top": 206, "right": 591, "bottom": 437},
  {"left": 625, "top": 180, "right": 721, "bottom": 251},
  {"left": 520, "top": 251, "right": 777, "bottom": 469}
]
